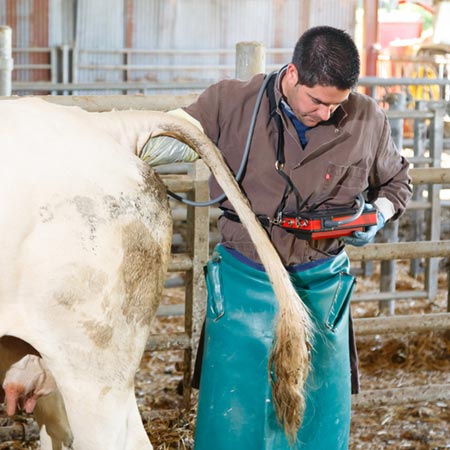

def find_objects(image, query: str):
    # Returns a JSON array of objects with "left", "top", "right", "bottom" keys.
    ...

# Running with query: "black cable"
[{"left": 167, "top": 71, "right": 278, "bottom": 207}]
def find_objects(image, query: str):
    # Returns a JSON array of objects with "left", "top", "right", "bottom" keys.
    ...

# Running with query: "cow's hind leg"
[
  {"left": 46, "top": 374, "right": 153, "bottom": 450},
  {"left": 123, "top": 391, "right": 153, "bottom": 450},
  {"left": 34, "top": 391, "right": 74, "bottom": 450}
]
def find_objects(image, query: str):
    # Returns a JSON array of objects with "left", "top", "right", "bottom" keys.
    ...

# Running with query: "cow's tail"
[{"left": 149, "top": 113, "right": 314, "bottom": 442}]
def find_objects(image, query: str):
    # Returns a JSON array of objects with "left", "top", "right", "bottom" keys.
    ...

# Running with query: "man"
[{"left": 141, "top": 26, "right": 412, "bottom": 450}]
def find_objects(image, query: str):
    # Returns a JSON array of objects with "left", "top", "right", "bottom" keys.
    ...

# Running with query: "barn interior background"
[{"left": 0, "top": 0, "right": 449, "bottom": 449}]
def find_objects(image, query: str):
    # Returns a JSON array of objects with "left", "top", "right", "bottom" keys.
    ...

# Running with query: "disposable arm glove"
[
  {"left": 140, "top": 135, "right": 199, "bottom": 167},
  {"left": 139, "top": 109, "right": 201, "bottom": 167},
  {"left": 341, "top": 207, "right": 386, "bottom": 247}
]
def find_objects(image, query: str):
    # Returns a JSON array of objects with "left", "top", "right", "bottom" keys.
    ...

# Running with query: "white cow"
[{"left": 0, "top": 97, "right": 312, "bottom": 449}]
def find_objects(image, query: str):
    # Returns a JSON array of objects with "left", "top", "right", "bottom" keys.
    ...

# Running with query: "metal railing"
[
  {"left": 4, "top": 43, "right": 450, "bottom": 102},
  {"left": 377, "top": 52, "right": 450, "bottom": 101}
]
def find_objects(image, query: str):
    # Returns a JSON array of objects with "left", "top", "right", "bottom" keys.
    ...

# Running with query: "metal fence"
[{"left": 5, "top": 42, "right": 450, "bottom": 101}]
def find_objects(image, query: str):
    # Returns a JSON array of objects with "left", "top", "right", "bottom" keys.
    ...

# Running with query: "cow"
[{"left": 0, "top": 97, "right": 312, "bottom": 449}]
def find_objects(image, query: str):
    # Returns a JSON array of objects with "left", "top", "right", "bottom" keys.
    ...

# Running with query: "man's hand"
[{"left": 341, "top": 208, "right": 385, "bottom": 247}]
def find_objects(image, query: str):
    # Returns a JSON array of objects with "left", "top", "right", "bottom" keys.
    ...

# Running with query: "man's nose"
[{"left": 317, "top": 104, "right": 333, "bottom": 121}]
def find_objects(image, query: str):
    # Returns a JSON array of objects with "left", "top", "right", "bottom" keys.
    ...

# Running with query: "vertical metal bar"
[
  {"left": 379, "top": 222, "right": 398, "bottom": 315},
  {"left": 425, "top": 101, "right": 444, "bottom": 300},
  {"left": 410, "top": 100, "right": 427, "bottom": 277},
  {"left": 50, "top": 47, "right": 58, "bottom": 83},
  {"left": 446, "top": 61, "right": 450, "bottom": 101},
  {"left": 61, "top": 44, "right": 70, "bottom": 83},
  {"left": 72, "top": 47, "right": 80, "bottom": 96},
  {"left": 50, "top": 46, "right": 58, "bottom": 95},
  {"left": 380, "top": 92, "right": 406, "bottom": 314},
  {"left": 0, "top": 26, "right": 13, "bottom": 96},
  {"left": 438, "top": 61, "right": 445, "bottom": 99},
  {"left": 235, "top": 41, "right": 266, "bottom": 80},
  {"left": 72, "top": 46, "right": 78, "bottom": 86},
  {"left": 60, "top": 44, "right": 70, "bottom": 96},
  {"left": 123, "top": 48, "right": 129, "bottom": 94},
  {"left": 447, "top": 261, "right": 450, "bottom": 313}
]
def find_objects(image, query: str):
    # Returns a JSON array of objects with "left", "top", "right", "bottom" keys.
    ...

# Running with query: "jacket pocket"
[
  {"left": 321, "top": 163, "right": 369, "bottom": 205},
  {"left": 326, "top": 272, "right": 355, "bottom": 332},
  {"left": 325, "top": 163, "right": 368, "bottom": 188},
  {"left": 204, "top": 254, "right": 225, "bottom": 321}
]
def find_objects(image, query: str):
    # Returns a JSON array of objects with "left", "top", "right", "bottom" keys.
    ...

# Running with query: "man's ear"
[{"left": 286, "top": 63, "right": 299, "bottom": 86}]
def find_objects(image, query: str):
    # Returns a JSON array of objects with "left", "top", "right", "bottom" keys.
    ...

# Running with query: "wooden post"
[
  {"left": 182, "top": 160, "right": 210, "bottom": 408},
  {"left": 235, "top": 41, "right": 266, "bottom": 80},
  {"left": 362, "top": 0, "right": 379, "bottom": 80}
]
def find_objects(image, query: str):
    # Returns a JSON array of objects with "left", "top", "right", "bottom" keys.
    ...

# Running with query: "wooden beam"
[
  {"left": 353, "top": 383, "right": 450, "bottom": 407},
  {"left": 354, "top": 312, "right": 450, "bottom": 335},
  {"left": 409, "top": 167, "right": 450, "bottom": 184},
  {"left": 347, "top": 240, "right": 450, "bottom": 261}
]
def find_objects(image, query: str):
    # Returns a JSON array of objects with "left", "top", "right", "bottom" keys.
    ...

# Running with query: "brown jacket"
[{"left": 184, "top": 70, "right": 412, "bottom": 265}]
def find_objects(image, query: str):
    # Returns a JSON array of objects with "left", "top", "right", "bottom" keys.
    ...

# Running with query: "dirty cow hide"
[{"left": 0, "top": 98, "right": 172, "bottom": 450}]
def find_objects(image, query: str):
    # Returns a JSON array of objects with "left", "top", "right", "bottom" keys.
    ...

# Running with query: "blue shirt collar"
[{"left": 280, "top": 100, "right": 311, "bottom": 147}]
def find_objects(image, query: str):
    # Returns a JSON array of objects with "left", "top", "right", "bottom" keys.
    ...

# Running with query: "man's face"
[{"left": 281, "top": 64, "right": 351, "bottom": 127}]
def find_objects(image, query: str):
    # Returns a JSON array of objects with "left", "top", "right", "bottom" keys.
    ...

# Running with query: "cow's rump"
[{"left": 0, "top": 97, "right": 172, "bottom": 450}]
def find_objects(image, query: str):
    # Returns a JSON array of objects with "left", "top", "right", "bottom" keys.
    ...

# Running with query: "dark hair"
[{"left": 292, "top": 26, "right": 360, "bottom": 89}]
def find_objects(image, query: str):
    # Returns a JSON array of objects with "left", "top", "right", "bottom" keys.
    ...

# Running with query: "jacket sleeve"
[
  {"left": 367, "top": 114, "right": 412, "bottom": 221},
  {"left": 183, "top": 81, "right": 223, "bottom": 144}
]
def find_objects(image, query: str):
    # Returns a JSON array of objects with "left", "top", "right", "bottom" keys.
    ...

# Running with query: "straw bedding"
[{"left": 0, "top": 262, "right": 448, "bottom": 450}]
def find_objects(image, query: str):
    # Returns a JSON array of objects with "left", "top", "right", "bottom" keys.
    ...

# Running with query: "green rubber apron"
[{"left": 194, "top": 244, "right": 355, "bottom": 450}]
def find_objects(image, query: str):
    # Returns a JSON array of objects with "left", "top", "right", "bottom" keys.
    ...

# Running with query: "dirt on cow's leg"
[{"left": 34, "top": 391, "right": 74, "bottom": 450}]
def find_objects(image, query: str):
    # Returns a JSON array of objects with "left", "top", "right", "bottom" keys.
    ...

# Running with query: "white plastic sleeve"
[{"left": 139, "top": 109, "right": 202, "bottom": 166}]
